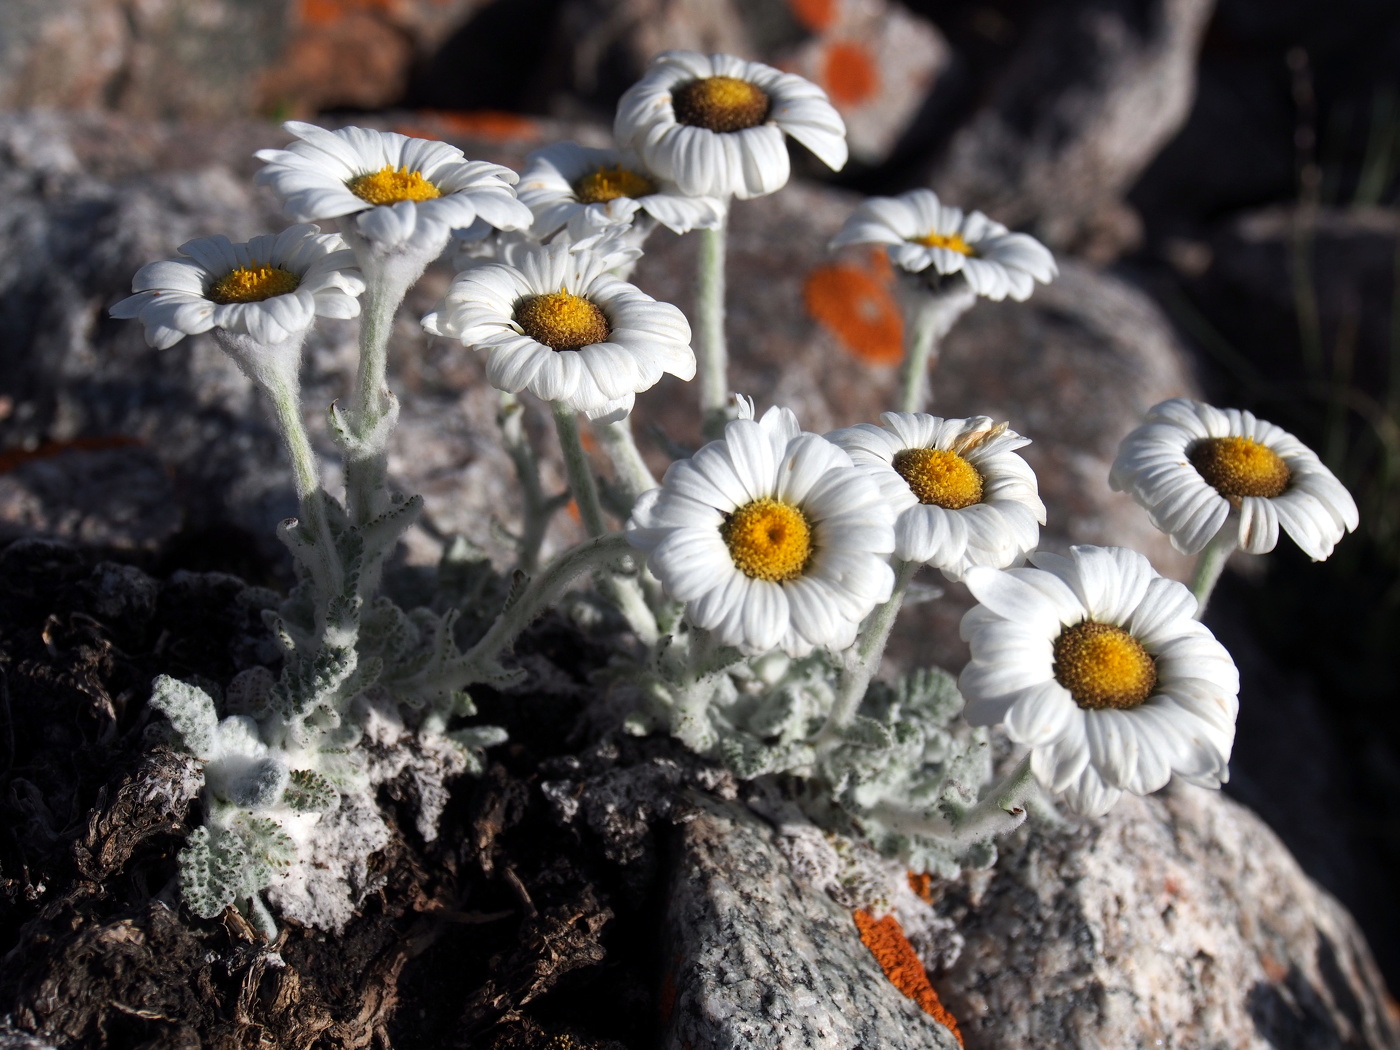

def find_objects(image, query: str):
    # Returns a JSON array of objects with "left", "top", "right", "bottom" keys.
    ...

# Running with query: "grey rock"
[
  {"left": 929, "top": 0, "right": 1216, "bottom": 259},
  {"left": 662, "top": 795, "right": 961, "bottom": 1050},
  {"left": 944, "top": 783, "right": 1400, "bottom": 1050}
]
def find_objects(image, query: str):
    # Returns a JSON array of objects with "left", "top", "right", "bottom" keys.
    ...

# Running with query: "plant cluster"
[{"left": 114, "top": 50, "right": 1359, "bottom": 937}]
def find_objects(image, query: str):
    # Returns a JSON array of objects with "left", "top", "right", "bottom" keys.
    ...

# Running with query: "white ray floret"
[
  {"left": 960, "top": 545, "right": 1240, "bottom": 817},
  {"left": 614, "top": 50, "right": 847, "bottom": 200},
  {"left": 1110, "top": 398, "right": 1359, "bottom": 561},
  {"left": 828, "top": 413, "right": 1045, "bottom": 580},
  {"left": 627, "top": 406, "right": 896, "bottom": 657},
  {"left": 831, "top": 188, "right": 1057, "bottom": 302},
  {"left": 518, "top": 142, "right": 726, "bottom": 242},
  {"left": 425, "top": 241, "right": 694, "bottom": 421},
  {"left": 254, "top": 122, "right": 532, "bottom": 259},
  {"left": 110, "top": 224, "right": 364, "bottom": 350}
]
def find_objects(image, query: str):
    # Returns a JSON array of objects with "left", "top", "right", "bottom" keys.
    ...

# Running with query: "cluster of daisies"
[{"left": 114, "top": 47, "right": 1359, "bottom": 840}]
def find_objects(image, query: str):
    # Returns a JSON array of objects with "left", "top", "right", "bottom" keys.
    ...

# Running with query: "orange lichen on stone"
[
  {"left": 907, "top": 871, "right": 934, "bottom": 904},
  {"left": 788, "top": 0, "right": 837, "bottom": 32},
  {"left": 853, "top": 909, "right": 963, "bottom": 1046},
  {"left": 0, "top": 435, "right": 140, "bottom": 474},
  {"left": 803, "top": 261, "right": 903, "bottom": 364},
  {"left": 822, "top": 41, "right": 879, "bottom": 108},
  {"left": 396, "top": 109, "right": 539, "bottom": 143},
  {"left": 299, "top": 0, "right": 396, "bottom": 28}
]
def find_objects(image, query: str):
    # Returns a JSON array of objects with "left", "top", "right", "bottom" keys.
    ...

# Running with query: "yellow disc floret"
[
  {"left": 913, "top": 230, "right": 975, "bottom": 255},
  {"left": 673, "top": 76, "right": 771, "bottom": 133},
  {"left": 575, "top": 165, "right": 658, "bottom": 204},
  {"left": 721, "top": 498, "right": 814, "bottom": 582},
  {"left": 208, "top": 263, "right": 301, "bottom": 304},
  {"left": 1188, "top": 436, "right": 1291, "bottom": 501},
  {"left": 515, "top": 290, "right": 611, "bottom": 351},
  {"left": 892, "top": 448, "right": 984, "bottom": 509},
  {"left": 1053, "top": 621, "right": 1158, "bottom": 711},
  {"left": 347, "top": 165, "right": 442, "bottom": 206}
]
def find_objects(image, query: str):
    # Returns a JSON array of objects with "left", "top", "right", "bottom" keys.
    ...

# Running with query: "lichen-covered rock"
[
  {"left": 661, "top": 796, "right": 961, "bottom": 1050},
  {"left": 943, "top": 783, "right": 1400, "bottom": 1049}
]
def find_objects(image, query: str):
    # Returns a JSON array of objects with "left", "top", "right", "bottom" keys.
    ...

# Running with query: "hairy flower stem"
[
  {"left": 553, "top": 404, "right": 659, "bottom": 644},
  {"left": 897, "top": 282, "right": 977, "bottom": 413},
  {"left": 595, "top": 415, "right": 658, "bottom": 511},
  {"left": 1190, "top": 527, "right": 1239, "bottom": 617},
  {"left": 696, "top": 213, "right": 731, "bottom": 440},
  {"left": 814, "top": 560, "right": 918, "bottom": 749},
  {"left": 499, "top": 393, "right": 564, "bottom": 574},
  {"left": 461, "top": 533, "right": 634, "bottom": 680},
  {"left": 345, "top": 262, "right": 417, "bottom": 526},
  {"left": 868, "top": 753, "right": 1037, "bottom": 847},
  {"left": 262, "top": 370, "right": 341, "bottom": 589}
]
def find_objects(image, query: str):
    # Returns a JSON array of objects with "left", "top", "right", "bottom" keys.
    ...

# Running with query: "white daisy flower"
[
  {"left": 614, "top": 50, "right": 848, "bottom": 201},
  {"left": 960, "top": 545, "right": 1240, "bottom": 817},
  {"left": 827, "top": 413, "right": 1044, "bottom": 580},
  {"left": 518, "top": 142, "right": 726, "bottom": 243},
  {"left": 1110, "top": 398, "right": 1359, "bottom": 561},
  {"left": 109, "top": 224, "right": 364, "bottom": 350},
  {"left": 830, "top": 189, "right": 1057, "bottom": 302},
  {"left": 627, "top": 406, "right": 896, "bottom": 657},
  {"left": 426, "top": 241, "right": 694, "bottom": 421},
  {"left": 254, "top": 122, "right": 532, "bottom": 261}
]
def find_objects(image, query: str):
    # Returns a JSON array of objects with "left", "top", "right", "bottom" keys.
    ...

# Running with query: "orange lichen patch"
[
  {"left": 0, "top": 435, "right": 141, "bottom": 474},
  {"left": 822, "top": 41, "right": 879, "bottom": 108},
  {"left": 299, "top": 0, "right": 396, "bottom": 28},
  {"left": 803, "top": 262, "right": 903, "bottom": 364},
  {"left": 907, "top": 871, "right": 934, "bottom": 904},
  {"left": 853, "top": 910, "right": 963, "bottom": 1045},
  {"left": 396, "top": 110, "right": 540, "bottom": 143},
  {"left": 788, "top": 0, "right": 836, "bottom": 32}
]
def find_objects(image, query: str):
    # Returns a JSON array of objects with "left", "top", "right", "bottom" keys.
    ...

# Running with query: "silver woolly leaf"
[
  {"left": 284, "top": 769, "right": 339, "bottom": 813},
  {"left": 149, "top": 676, "right": 219, "bottom": 761}
]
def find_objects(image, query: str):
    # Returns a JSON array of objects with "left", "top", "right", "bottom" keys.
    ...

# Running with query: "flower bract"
[
  {"left": 627, "top": 406, "right": 896, "bottom": 656},
  {"left": 614, "top": 50, "right": 848, "bottom": 200},
  {"left": 830, "top": 189, "right": 1057, "bottom": 301},
  {"left": 425, "top": 241, "right": 693, "bottom": 421},
  {"left": 1109, "top": 398, "right": 1359, "bottom": 560},
  {"left": 518, "top": 142, "right": 726, "bottom": 242},
  {"left": 828, "top": 413, "right": 1045, "bottom": 579},
  {"left": 254, "top": 122, "right": 532, "bottom": 258},
  {"left": 960, "top": 545, "right": 1240, "bottom": 817},
  {"left": 110, "top": 224, "right": 364, "bottom": 349}
]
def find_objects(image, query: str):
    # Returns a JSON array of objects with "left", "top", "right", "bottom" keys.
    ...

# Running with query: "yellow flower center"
[
  {"left": 673, "top": 76, "right": 771, "bottom": 133},
  {"left": 1188, "top": 436, "right": 1291, "bottom": 501},
  {"left": 1053, "top": 621, "right": 1158, "bottom": 711},
  {"left": 721, "top": 498, "right": 813, "bottom": 582},
  {"left": 574, "top": 164, "right": 658, "bottom": 204},
  {"left": 346, "top": 165, "right": 442, "bottom": 206},
  {"left": 912, "top": 231, "right": 975, "bottom": 255},
  {"left": 515, "top": 290, "right": 611, "bottom": 350},
  {"left": 208, "top": 263, "right": 301, "bottom": 304},
  {"left": 892, "top": 448, "right": 984, "bottom": 509}
]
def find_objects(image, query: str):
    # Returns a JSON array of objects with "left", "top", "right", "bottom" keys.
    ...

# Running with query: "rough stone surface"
[
  {"left": 929, "top": 0, "right": 1216, "bottom": 259},
  {"left": 662, "top": 795, "right": 961, "bottom": 1050},
  {"left": 943, "top": 783, "right": 1400, "bottom": 1050}
]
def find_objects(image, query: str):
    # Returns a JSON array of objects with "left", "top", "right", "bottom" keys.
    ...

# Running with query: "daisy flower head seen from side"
[
  {"left": 828, "top": 413, "right": 1045, "bottom": 580},
  {"left": 110, "top": 223, "right": 364, "bottom": 352},
  {"left": 627, "top": 405, "right": 896, "bottom": 657},
  {"left": 830, "top": 189, "right": 1057, "bottom": 302},
  {"left": 1110, "top": 398, "right": 1359, "bottom": 561},
  {"left": 518, "top": 142, "right": 726, "bottom": 244},
  {"left": 614, "top": 50, "right": 847, "bottom": 200},
  {"left": 254, "top": 122, "right": 532, "bottom": 266},
  {"left": 959, "top": 545, "right": 1240, "bottom": 817},
  {"left": 426, "top": 241, "right": 693, "bottom": 421}
]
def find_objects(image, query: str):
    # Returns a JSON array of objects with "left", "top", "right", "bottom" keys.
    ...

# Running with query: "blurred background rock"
[{"left": 2, "top": 0, "right": 1399, "bottom": 1028}]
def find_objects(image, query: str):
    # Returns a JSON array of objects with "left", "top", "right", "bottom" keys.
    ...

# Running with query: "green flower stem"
[
  {"left": 814, "top": 559, "right": 918, "bottom": 748},
  {"left": 261, "top": 369, "right": 340, "bottom": 593},
  {"left": 696, "top": 214, "right": 731, "bottom": 441},
  {"left": 461, "top": 533, "right": 634, "bottom": 681},
  {"left": 1189, "top": 526, "right": 1238, "bottom": 617},
  {"left": 553, "top": 403, "right": 659, "bottom": 644},
  {"left": 345, "top": 265, "right": 415, "bottom": 526},
  {"left": 596, "top": 415, "right": 658, "bottom": 510},
  {"left": 499, "top": 393, "right": 564, "bottom": 574}
]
